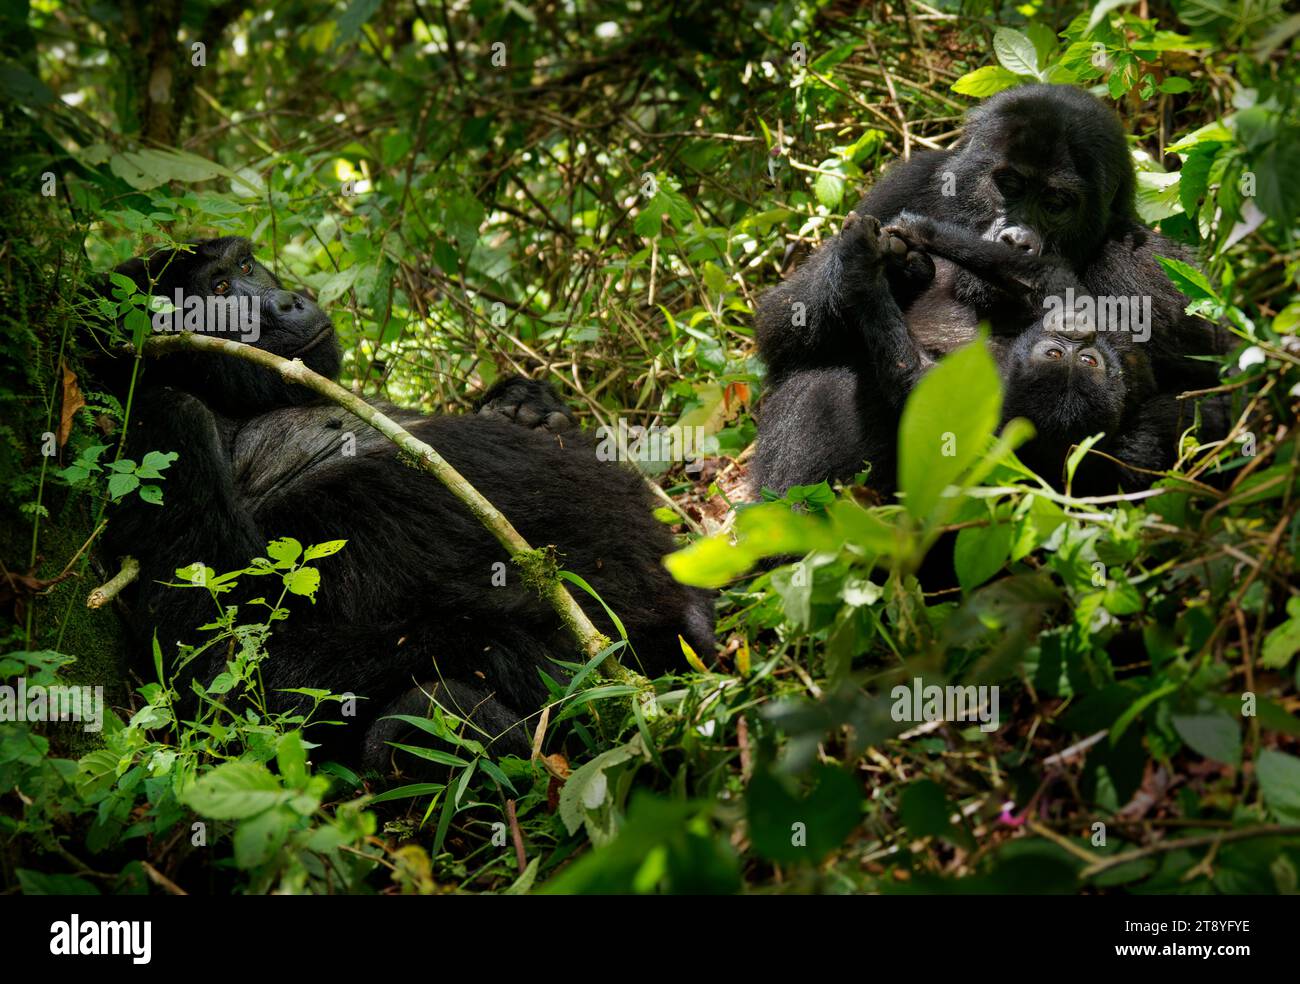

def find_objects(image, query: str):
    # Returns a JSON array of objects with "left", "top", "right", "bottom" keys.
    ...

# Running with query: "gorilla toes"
[
  {"left": 838, "top": 212, "right": 901, "bottom": 267},
  {"left": 475, "top": 376, "right": 575, "bottom": 433}
]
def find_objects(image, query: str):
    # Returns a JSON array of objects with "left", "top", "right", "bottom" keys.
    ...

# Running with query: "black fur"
[
  {"left": 752, "top": 84, "right": 1229, "bottom": 495},
  {"left": 101, "top": 237, "right": 715, "bottom": 766}
]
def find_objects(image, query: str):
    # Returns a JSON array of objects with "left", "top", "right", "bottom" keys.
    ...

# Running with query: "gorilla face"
[
  {"left": 113, "top": 237, "right": 341, "bottom": 415},
  {"left": 941, "top": 84, "right": 1136, "bottom": 268},
  {"left": 1001, "top": 306, "right": 1128, "bottom": 446}
]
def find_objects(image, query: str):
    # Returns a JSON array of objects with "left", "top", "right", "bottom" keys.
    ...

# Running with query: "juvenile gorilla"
[
  {"left": 753, "top": 84, "right": 1228, "bottom": 494},
  {"left": 102, "top": 237, "right": 715, "bottom": 767}
]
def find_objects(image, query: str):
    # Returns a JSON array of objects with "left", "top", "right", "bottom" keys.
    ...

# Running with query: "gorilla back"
[{"left": 101, "top": 238, "right": 715, "bottom": 762}]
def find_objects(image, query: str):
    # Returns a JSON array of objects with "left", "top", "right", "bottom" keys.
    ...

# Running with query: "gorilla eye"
[
  {"left": 995, "top": 170, "right": 1024, "bottom": 195},
  {"left": 1080, "top": 353, "right": 1099, "bottom": 367},
  {"left": 213, "top": 280, "right": 230, "bottom": 295},
  {"left": 239, "top": 258, "right": 253, "bottom": 275},
  {"left": 1044, "top": 191, "right": 1075, "bottom": 214},
  {"left": 1045, "top": 347, "right": 1063, "bottom": 360}
]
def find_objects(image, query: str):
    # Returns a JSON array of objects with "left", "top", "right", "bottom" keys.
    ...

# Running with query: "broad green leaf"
[
  {"left": 1262, "top": 597, "right": 1300, "bottom": 669},
  {"left": 993, "top": 28, "right": 1039, "bottom": 78},
  {"left": 107, "top": 472, "right": 140, "bottom": 500},
  {"left": 954, "top": 521, "right": 1014, "bottom": 592},
  {"left": 233, "top": 807, "right": 293, "bottom": 868},
  {"left": 267, "top": 537, "right": 303, "bottom": 566},
  {"left": 1155, "top": 255, "right": 1219, "bottom": 302},
  {"left": 898, "top": 338, "right": 1001, "bottom": 521},
  {"left": 182, "top": 761, "right": 286, "bottom": 819},
  {"left": 283, "top": 567, "right": 321, "bottom": 598},
  {"left": 951, "top": 65, "right": 1021, "bottom": 97},
  {"left": 1171, "top": 710, "right": 1241, "bottom": 766},
  {"left": 747, "top": 765, "right": 862, "bottom": 862},
  {"left": 1257, "top": 750, "right": 1300, "bottom": 822},
  {"left": 304, "top": 539, "right": 348, "bottom": 561}
]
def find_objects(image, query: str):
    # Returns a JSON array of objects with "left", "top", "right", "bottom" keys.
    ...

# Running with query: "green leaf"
[
  {"left": 1171, "top": 710, "right": 1241, "bottom": 767},
  {"left": 267, "top": 536, "right": 303, "bottom": 566},
  {"left": 136, "top": 450, "right": 178, "bottom": 478},
  {"left": 746, "top": 765, "right": 862, "bottom": 862},
  {"left": 107, "top": 472, "right": 140, "bottom": 500},
  {"left": 1087, "top": 0, "right": 1139, "bottom": 30},
  {"left": 1255, "top": 136, "right": 1300, "bottom": 224},
  {"left": 1110, "top": 682, "right": 1179, "bottom": 746},
  {"left": 304, "top": 539, "right": 348, "bottom": 561},
  {"left": 17, "top": 870, "right": 100, "bottom": 895},
  {"left": 951, "top": 65, "right": 1021, "bottom": 97},
  {"left": 992, "top": 28, "right": 1040, "bottom": 78},
  {"left": 1257, "top": 750, "right": 1300, "bottom": 823},
  {"left": 276, "top": 731, "right": 308, "bottom": 787},
  {"left": 283, "top": 567, "right": 321, "bottom": 598},
  {"left": 899, "top": 779, "right": 969, "bottom": 847},
  {"left": 109, "top": 148, "right": 228, "bottom": 190},
  {"left": 385, "top": 742, "right": 470, "bottom": 768},
  {"left": 559, "top": 736, "right": 649, "bottom": 837},
  {"left": 1155, "top": 255, "right": 1219, "bottom": 303},
  {"left": 233, "top": 807, "right": 293, "bottom": 869},
  {"left": 1262, "top": 597, "right": 1300, "bottom": 669},
  {"left": 368, "top": 782, "right": 446, "bottom": 805},
  {"left": 813, "top": 159, "right": 846, "bottom": 208},
  {"left": 954, "top": 521, "right": 1013, "bottom": 592},
  {"left": 182, "top": 761, "right": 286, "bottom": 819},
  {"left": 897, "top": 338, "right": 1001, "bottom": 521}
]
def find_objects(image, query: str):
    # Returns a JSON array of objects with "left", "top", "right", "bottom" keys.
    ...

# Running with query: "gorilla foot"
[{"left": 475, "top": 376, "right": 575, "bottom": 432}]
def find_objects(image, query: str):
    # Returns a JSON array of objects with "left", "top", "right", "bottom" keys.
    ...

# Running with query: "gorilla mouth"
[{"left": 295, "top": 324, "right": 334, "bottom": 356}]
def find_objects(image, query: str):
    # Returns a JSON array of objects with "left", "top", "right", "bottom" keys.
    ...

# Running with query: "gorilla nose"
[
  {"left": 269, "top": 290, "right": 304, "bottom": 315},
  {"left": 999, "top": 226, "right": 1041, "bottom": 254}
]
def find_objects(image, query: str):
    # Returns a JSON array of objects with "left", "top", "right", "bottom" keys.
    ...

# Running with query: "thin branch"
[{"left": 87, "top": 555, "right": 140, "bottom": 609}]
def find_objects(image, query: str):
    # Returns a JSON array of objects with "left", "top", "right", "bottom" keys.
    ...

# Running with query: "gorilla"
[
  {"left": 99, "top": 237, "right": 715, "bottom": 768},
  {"left": 753, "top": 83, "right": 1229, "bottom": 495}
]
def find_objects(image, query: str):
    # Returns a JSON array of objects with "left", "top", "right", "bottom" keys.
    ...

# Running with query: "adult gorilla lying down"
[{"left": 102, "top": 237, "right": 715, "bottom": 768}]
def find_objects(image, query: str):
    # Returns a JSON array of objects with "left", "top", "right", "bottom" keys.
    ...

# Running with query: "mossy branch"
[{"left": 138, "top": 332, "right": 613, "bottom": 665}]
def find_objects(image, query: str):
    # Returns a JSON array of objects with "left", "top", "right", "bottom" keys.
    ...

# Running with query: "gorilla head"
[
  {"left": 1000, "top": 302, "right": 1158, "bottom": 482},
  {"left": 941, "top": 84, "right": 1137, "bottom": 267},
  {"left": 114, "top": 236, "right": 341, "bottom": 415}
]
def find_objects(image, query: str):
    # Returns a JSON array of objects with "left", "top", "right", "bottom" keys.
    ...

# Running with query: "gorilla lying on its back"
[{"left": 102, "top": 237, "right": 715, "bottom": 767}]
